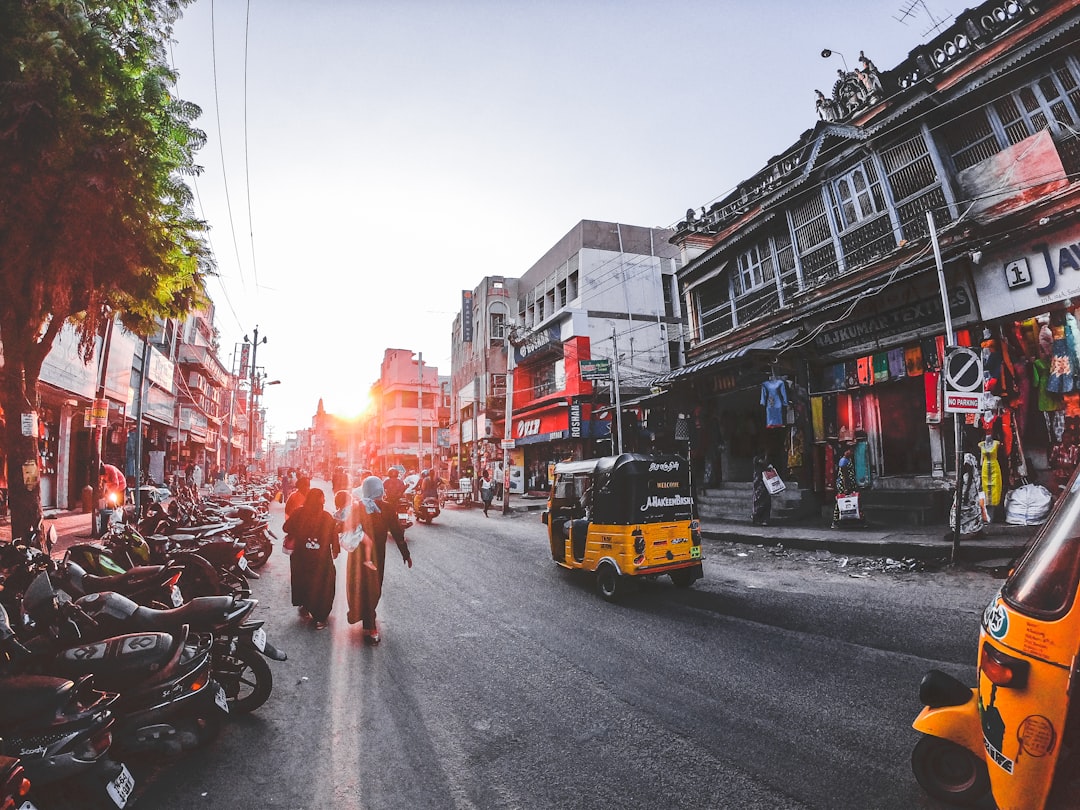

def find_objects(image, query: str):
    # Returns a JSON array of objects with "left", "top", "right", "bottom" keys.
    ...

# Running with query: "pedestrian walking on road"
[
  {"left": 345, "top": 476, "right": 412, "bottom": 644},
  {"left": 282, "top": 487, "right": 338, "bottom": 629},
  {"left": 480, "top": 470, "right": 495, "bottom": 517}
]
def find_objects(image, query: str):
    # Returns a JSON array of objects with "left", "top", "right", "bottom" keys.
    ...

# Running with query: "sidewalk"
[{"left": 0, "top": 509, "right": 94, "bottom": 555}]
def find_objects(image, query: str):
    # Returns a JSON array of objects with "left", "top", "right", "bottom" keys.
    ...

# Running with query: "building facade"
[{"left": 664, "top": 0, "right": 1080, "bottom": 519}]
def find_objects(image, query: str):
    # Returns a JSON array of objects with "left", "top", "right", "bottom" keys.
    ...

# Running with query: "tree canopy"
[{"left": 0, "top": 0, "right": 211, "bottom": 536}]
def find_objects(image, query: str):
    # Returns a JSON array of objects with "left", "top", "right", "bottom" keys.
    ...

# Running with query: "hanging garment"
[
  {"left": 854, "top": 440, "right": 871, "bottom": 488},
  {"left": 1046, "top": 318, "right": 1075, "bottom": 393},
  {"left": 1045, "top": 410, "right": 1066, "bottom": 445},
  {"left": 824, "top": 443, "right": 836, "bottom": 490},
  {"left": 1067, "top": 313, "right": 1080, "bottom": 391},
  {"left": 981, "top": 439, "right": 1003, "bottom": 507},
  {"left": 1018, "top": 318, "right": 1039, "bottom": 357},
  {"left": 950, "top": 452, "right": 985, "bottom": 538},
  {"left": 1011, "top": 356, "right": 1031, "bottom": 440},
  {"left": 956, "top": 329, "right": 972, "bottom": 347},
  {"left": 857, "top": 356, "right": 873, "bottom": 386},
  {"left": 811, "top": 396, "right": 825, "bottom": 442},
  {"left": 887, "top": 348, "right": 906, "bottom": 379},
  {"left": 844, "top": 360, "right": 859, "bottom": 389},
  {"left": 936, "top": 336, "right": 947, "bottom": 371},
  {"left": 873, "top": 353, "right": 890, "bottom": 383},
  {"left": 823, "top": 393, "right": 838, "bottom": 439},
  {"left": 905, "top": 345, "right": 924, "bottom": 377},
  {"left": 921, "top": 337, "right": 940, "bottom": 371},
  {"left": 761, "top": 379, "right": 788, "bottom": 428},
  {"left": 788, "top": 425, "right": 805, "bottom": 468},
  {"left": 1033, "top": 358, "right": 1061, "bottom": 411},
  {"left": 981, "top": 332, "right": 1004, "bottom": 395},
  {"left": 924, "top": 372, "right": 942, "bottom": 422}
]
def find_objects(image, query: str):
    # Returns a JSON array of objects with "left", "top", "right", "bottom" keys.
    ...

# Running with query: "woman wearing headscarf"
[
  {"left": 282, "top": 487, "right": 339, "bottom": 629},
  {"left": 346, "top": 475, "right": 412, "bottom": 644}
]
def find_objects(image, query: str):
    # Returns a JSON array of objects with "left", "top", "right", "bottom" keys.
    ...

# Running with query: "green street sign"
[{"left": 580, "top": 359, "right": 612, "bottom": 381}]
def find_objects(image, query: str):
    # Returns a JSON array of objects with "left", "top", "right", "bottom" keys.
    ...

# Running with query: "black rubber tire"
[
  {"left": 244, "top": 534, "right": 272, "bottom": 568},
  {"left": 596, "top": 563, "right": 623, "bottom": 602},
  {"left": 911, "top": 734, "right": 991, "bottom": 805},
  {"left": 669, "top": 569, "right": 697, "bottom": 589},
  {"left": 218, "top": 644, "right": 273, "bottom": 714}
]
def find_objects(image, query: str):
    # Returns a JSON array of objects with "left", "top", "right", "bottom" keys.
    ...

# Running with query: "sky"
[{"left": 168, "top": 0, "right": 955, "bottom": 436}]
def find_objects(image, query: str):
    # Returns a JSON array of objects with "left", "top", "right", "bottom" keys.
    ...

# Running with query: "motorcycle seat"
[
  {"left": 0, "top": 674, "right": 77, "bottom": 727},
  {"left": 130, "top": 595, "right": 237, "bottom": 631},
  {"left": 79, "top": 564, "right": 167, "bottom": 593},
  {"left": 53, "top": 632, "right": 177, "bottom": 687}
]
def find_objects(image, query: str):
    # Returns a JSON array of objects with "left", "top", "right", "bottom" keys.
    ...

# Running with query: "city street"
[{"left": 120, "top": 487, "right": 1003, "bottom": 810}]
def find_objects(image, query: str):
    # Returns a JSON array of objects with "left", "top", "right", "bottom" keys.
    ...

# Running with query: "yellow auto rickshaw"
[
  {"left": 541, "top": 453, "right": 703, "bottom": 601},
  {"left": 912, "top": 464, "right": 1080, "bottom": 808}
]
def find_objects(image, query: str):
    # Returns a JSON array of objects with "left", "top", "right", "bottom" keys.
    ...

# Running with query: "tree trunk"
[{"left": 1, "top": 359, "right": 44, "bottom": 541}]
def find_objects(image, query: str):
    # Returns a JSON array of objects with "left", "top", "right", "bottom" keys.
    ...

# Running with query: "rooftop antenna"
[{"left": 895, "top": 0, "right": 953, "bottom": 37}]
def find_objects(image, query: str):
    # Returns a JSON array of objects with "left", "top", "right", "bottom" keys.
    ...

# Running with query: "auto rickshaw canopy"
[{"left": 551, "top": 453, "right": 694, "bottom": 526}]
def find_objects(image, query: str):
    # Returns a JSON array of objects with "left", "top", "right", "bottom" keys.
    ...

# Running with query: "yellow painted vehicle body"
[
  {"left": 541, "top": 453, "right": 703, "bottom": 601},
  {"left": 912, "top": 465, "right": 1080, "bottom": 809}
]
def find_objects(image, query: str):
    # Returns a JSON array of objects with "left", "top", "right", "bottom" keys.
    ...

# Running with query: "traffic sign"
[
  {"left": 944, "top": 346, "right": 984, "bottom": 414},
  {"left": 944, "top": 347, "right": 983, "bottom": 392}
]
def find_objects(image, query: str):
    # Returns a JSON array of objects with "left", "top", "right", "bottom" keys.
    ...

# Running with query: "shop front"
[
  {"left": 969, "top": 219, "right": 1080, "bottom": 503},
  {"left": 512, "top": 398, "right": 608, "bottom": 494}
]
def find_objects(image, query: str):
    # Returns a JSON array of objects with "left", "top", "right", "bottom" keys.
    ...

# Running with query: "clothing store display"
[
  {"left": 811, "top": 396, "right": 825, "bottom": 442},
  {"left": 981, "top": 438, "right": 1003, "bottom": 507},
  {"left": 925, "top": 372, "right": 941, "bottom": 422},
  {"left": 905, "top": 345, "right": 924, "bottom": 376},
  {"left": 887, "top": 348, "right": 906, "bottom": 379},
  {"left": 950, "top": 452, "right": 985, "bottom": 538},
  {"left": 854, "top": 440, "right": 871, "bottom": 488},
  {"left": 761, "top": 378, "right": 788, "bottom": 428},
  {"left": 873, "top": 353, "right": 890, "bottom": 383},
  {"left": 857, "top": 356, "right": 872, "bottom": 386},
  {"left": 845, "top": 361, "right": 859, "bottom": 389}
]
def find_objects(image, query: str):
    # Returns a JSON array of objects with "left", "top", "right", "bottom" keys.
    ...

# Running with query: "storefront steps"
[
  {"left": 696, "top": 482, "right": 818, "bottom": 524},
  {"left": 854, "top": 488, "right": 951, "bottom": 526}
]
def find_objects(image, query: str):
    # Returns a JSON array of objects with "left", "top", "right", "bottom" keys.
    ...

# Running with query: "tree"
[{"left": 0, "top": 0, "right": 211, "bottom": 539}]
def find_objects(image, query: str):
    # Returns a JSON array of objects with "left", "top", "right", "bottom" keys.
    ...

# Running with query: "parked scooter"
[
  {"left": 44, "top": 579, "right": 286, "bottom": 714},
  {"left": 0, "top": 754, "right": 34, "bottom": 810},
  {"left": 912, "top": 466, "right": 1080, "bottom": 808},
  {"left": 0, "top": 671, "right": 133, "bottom": 809},
  {"left": 8, "top": 581, "right": 226, "bottom": 756}
]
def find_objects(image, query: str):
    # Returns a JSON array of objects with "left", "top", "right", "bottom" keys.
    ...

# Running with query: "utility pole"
[
  {"left": 612, "top": 325, "right": 624, "bottom": 455},
  {"left": 246, "top": 326, "right": 267, "bottom": 473},
  {"left": 502, "top": 327, "right": 516, "bottom": 514},
  {"left": 417, "top": 352, "right": 424, "bottom": 471}
]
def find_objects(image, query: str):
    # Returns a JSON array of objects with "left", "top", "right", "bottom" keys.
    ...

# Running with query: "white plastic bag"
[
  {"left": 1004, "top": 484, "right": 1052, "bottom": 525},
  {"left": 762, "top": 466, "right": 786, "bottom": 495},
  {"left": 339, "top": 528, "right": 364, "bottom": 553}
]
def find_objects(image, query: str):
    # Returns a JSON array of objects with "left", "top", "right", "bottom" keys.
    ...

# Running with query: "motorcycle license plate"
[
  {"left": 238, "top": 556, "right": 248, "bottom": 570},
  {"left": 252, "top": 626, "right": 266, "bottom": 652},
  {"left": 106, "top": 763, "right": 135, "bottom": 808},
  {"left": 170, "top": 585, "right": 183, "bottom": 607},
  {"left": 214, "top": 682, "right": 229, "bottom": 713}
]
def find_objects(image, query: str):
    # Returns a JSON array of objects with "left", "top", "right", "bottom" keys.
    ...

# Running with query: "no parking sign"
[{"left": 943, "top": 346, "right": 983, "bottom": 414}]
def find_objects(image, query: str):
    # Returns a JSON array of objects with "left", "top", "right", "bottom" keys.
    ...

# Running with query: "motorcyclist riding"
[{"left": 383, "top": 468, "right": 406, "bottom": 511}]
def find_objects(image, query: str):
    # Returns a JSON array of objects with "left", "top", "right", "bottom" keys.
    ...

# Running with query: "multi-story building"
[
  {"left": 450, "top": 220, "right": 683, "bottom": 494},
  {"left": 664, "top": 0, "right": 1080, "bottom": 521},
  {"left": 365, "top": 349, "right": 443, "bottom": 474}
]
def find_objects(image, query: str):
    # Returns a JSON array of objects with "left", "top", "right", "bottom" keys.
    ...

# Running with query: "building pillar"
[{"left": 57, "top": 403, "right": 77, "bottom": 509}]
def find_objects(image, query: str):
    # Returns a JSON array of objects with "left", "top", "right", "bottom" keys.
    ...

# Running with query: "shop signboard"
[
  {"left": 579, "top": 359, "right": 611, "bottom": 381},
  {"left": 90, "top": 398, "right": 109, "bottom": 428},
  {"left": 972, "top": 221, "right": 1080, "bottom": 320}
]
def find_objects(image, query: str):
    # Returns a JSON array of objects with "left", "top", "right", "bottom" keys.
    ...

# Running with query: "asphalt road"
[{"left": 127, "top": 491, "right": 1001, "bottom": 810}]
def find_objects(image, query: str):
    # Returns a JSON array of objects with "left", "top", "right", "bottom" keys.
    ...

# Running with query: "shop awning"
[{"left": 651, "top": 340, "right": 775, "bottom": 385}]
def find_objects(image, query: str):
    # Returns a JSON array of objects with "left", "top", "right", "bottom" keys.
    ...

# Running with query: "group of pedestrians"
[{"left": 282, "top": 472, "right": 412, "bottom": 643}]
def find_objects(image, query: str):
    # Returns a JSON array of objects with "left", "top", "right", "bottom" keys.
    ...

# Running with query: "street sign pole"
[{"left": 929, "top": 211, "right": 963, "bottom": 563}]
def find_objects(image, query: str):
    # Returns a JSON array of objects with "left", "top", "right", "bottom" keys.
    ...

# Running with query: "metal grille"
[
  {"left": 801, "top": 243, "right": 841, "bottom": 287},
  {"left": 839, "top": 214, "right": 896, "bottom": 270},
  {"left": 882, "top": 132, "right": 938, "bottom": 202},
  {"left": 898, "top": 188, "right": 948, "bottom": 240},
  {"left": 733, "top": 286, "right": 781, "bottom": 327}
]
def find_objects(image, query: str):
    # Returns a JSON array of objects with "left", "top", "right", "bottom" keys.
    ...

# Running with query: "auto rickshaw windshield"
[{"left": 1003, "top": 465, "right": 1080, "bottom": 618}]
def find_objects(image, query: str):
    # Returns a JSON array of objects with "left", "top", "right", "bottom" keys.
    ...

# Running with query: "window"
[
  {"left": 943, "top": 57, "right": 1080, "bottom": 172},
  {"left": 490, "top": 312, "right": 505, "bottom": 343},
  {"left": 735, "top": 243, "right": 775, "bottom": 294},
  {"left": 831, "top": 161, "right": 886, "bottom": 230},
  {"left": 694, "top": 278, "right": 733, "bottom": 341}
]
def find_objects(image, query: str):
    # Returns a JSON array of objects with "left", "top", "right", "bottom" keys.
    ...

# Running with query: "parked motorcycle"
[
  {"left": 8, "top": 581, "right": 225, "bottom": 756},
  {"left": 40, "top": 578, "right": 285, "bottom": 714},
  {"left": 0, "top": 754, "right": 33, "bottom": 810},
  {"left": 0, "top": 672, "right": 133, "bottom": 809}
]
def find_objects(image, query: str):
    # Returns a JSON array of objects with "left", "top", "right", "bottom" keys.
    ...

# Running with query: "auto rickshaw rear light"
[
  {"left": 980, "top": 642, "right": 1030, "bottom": 688},
  {"left": 690, "top": 520, "right": 702, "bottom": 546},
  {"left": 634, "top": 534, "right": 646, "bottom": 555}
]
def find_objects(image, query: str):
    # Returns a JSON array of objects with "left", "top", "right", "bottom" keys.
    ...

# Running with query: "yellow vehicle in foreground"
[{"left": 541, "top": 453, "right": 703, "bottom": 600}]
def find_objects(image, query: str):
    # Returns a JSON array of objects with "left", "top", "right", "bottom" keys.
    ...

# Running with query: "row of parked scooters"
[{"left": 0, "top": 480, "right": 284, "bottom": 809}]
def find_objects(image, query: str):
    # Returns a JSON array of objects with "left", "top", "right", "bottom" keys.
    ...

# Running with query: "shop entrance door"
[{"left": 868, "top": 377, "right": 933, "bottom": 476}]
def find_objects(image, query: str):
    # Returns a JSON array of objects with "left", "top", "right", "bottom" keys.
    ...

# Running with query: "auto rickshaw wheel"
[
  {"left": 669, "top": 569, "right": 697, "bottom": 589},
  {"left": 911, "top": 734, "right": 991, "bottom": 805},
  {"left": 596, "top": 563, "right": 623, "bottom": 601}
]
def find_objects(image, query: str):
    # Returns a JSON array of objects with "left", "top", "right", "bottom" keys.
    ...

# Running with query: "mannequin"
[{"left": 981, "top": 433, "right": 1003, "bottom": 510}]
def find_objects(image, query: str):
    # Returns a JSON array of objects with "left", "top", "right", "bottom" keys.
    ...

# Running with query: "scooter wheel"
[
  {"left": 911, "top": 734, "right": 991, "bottom": 805},
  {"left": 219, "top": 645, "right": 273, "bottom": 714}
]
